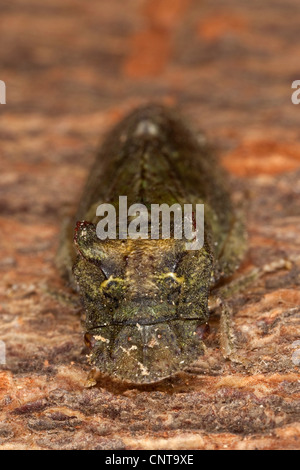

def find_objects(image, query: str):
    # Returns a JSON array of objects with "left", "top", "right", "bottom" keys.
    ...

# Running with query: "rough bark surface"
[{"left": 0, "top": 0, "right": 299, "bottom": 450}]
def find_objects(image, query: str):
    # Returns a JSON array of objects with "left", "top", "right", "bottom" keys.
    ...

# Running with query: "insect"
[{"left": 58, "top": 105, "right": 246, "bottom": 384}]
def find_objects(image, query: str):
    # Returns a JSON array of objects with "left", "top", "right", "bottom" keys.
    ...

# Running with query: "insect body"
[{"left": 59, "top": 105, "right": 245, "bottom": 383}]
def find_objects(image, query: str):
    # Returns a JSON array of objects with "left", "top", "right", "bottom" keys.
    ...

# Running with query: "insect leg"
[
  {"left": 210, "top": 295, "right": 246, "bottom": 365},
  {"left": 214, "top": 258, "right": 292, "bottom": 300}
]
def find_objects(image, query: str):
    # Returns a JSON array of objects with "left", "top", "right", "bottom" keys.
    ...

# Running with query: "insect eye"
[
  {"left": 84, "top": 333, "right": 96, "bottom": 349},
  {"left": 195, "top": 323, "right": 210, "bottom": 340}
]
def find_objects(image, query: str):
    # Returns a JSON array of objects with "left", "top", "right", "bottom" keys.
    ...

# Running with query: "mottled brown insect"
[{"left": 58, "top": 105, "right": 245, "bottom": 384}]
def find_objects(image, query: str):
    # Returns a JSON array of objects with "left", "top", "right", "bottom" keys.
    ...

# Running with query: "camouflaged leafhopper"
[{"left": 58, "top": 105, "right": 245, "bottom": 383}]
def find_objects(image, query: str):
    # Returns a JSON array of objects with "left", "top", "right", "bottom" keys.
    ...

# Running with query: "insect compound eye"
[
  {"left": 195, "top": 323, "right": 210, "bottom": 340},
  {"left": 84, "top": 333, "right": 96, "bottom": 350}
]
